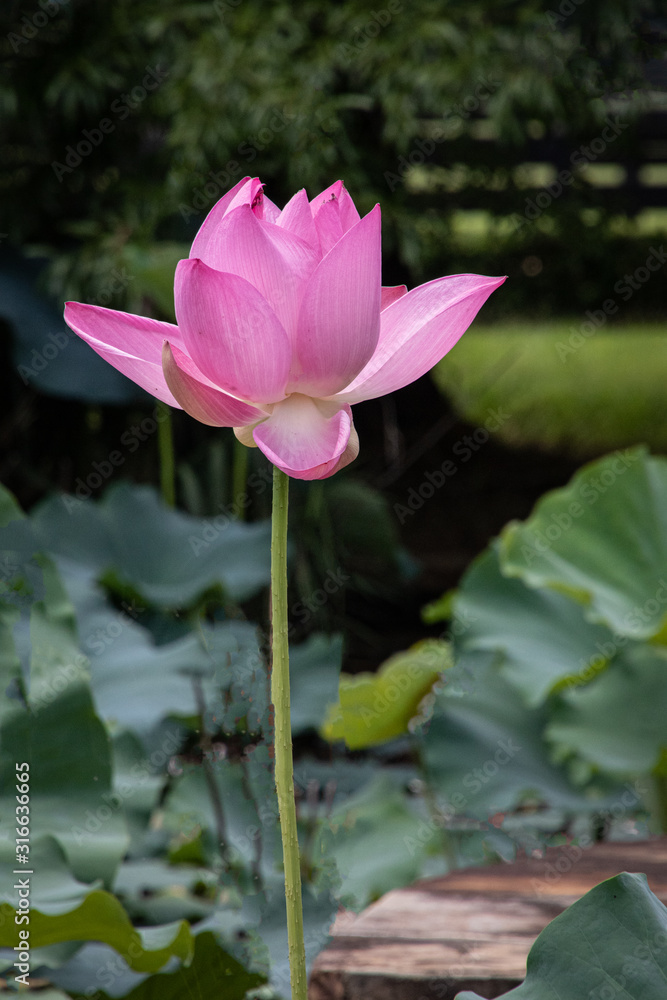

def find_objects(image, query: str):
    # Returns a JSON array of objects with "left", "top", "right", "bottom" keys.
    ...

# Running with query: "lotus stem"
[{"left": 271, "top": 466, "right": 307, "bottom": 1000}]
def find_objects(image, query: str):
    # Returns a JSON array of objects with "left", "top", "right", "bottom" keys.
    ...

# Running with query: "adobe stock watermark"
[
  {"left": 188, "top": 466, "right": 274, "bottom": 555},
  {"left": 384, "top": 75, "right": 502, "bottom": 192},
  {"left": 337, "top": 0, "right": 403, "bottom": 65},
  {"left": 61, "top": 405, "right": 170, "bottom": 512},
  {"left": 393, "top": 407, "right": 510, "bottom": 524},
  {"left": 8, "top": 0, "right": 69, "bottom": 54},
  {"left": 530, "top": 779, "right": 648, "bottom": 898},
  {"left": 71, "top": 729, "right": 182, "bottom": 845},
  {"left": 403, "top": 737, "right": 522, "bottom": 857},
  {"left": 561, "top": 577, "right": 667, "bottom": 690},
  {"left": 519, "top": 449, "right": 640, "bottom": 565},
  {"left": 213, "top": 0, "right": 242, "bottom": 19},
  {"left": 17, "top": 269, "right": 132, "bottom": 387},
  {"left": 543, "top": 0, "right": 586, "bottom": 30},
  {"left": 178, "top": 108, "right": 296, "bottom": 222},
  {"left": 289, "top": 567, "right": 350, "bottom": 636},
  {"left": 555, "top": 246, "right": 667, "bottom": 361},
  {"left": 51, "top": 65, "right": 169, "bottom": 182},
  {"left": 510, "top": 116, "right": 629, "bottom": 231}
]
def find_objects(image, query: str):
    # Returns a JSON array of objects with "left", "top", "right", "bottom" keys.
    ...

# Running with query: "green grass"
[{"left": 433, "top": 323, "right": 667, "bottom": 457}]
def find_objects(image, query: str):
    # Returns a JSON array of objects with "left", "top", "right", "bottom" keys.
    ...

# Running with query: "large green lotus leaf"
[
  {"left": 457, "top": 873, "right": 667, "bottom": 1000},
  {"left": 76, "top": 931, "right": 265, "bottom": 1000},
  {"left": 547, "top": 644, "right": 667, "bottom": 779},
  {"left": 500, "top": 449, "right": 667, "bottom": 642},
  {"left": 0, "top": 559, "right": 128, "bottom": 885},
  {"left": 320, "top": 772, "right": 432, "bottom": 909},
  {"left": 0, "top": 837, "right": 194, "bottom": 979},
  {"left": 0, "top": 482, "right": 271, "bottom": 609},
  {"left": 423, "top": 651, "right": 619, "bottom": 821},
  {"left": 321, "top": 639, "right": 451, "bottom": 749},
  {"left": 49, "top": 930, "right": 264, "bottom": 1000},
  {"left": 452, "top": 546, "right": 626, "bottom": 707}
]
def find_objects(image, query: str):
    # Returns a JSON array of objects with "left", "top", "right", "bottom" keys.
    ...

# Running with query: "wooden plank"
[{"left": 309, "top": 837, "right": 667, "bottom": 1000}]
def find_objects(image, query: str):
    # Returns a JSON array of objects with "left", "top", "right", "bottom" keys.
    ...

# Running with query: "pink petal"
[
  {"left": 224, "top": 177, "right": 265, "bottom": 217},
  {"left": 175, "top": 258, "right": 291, "bottom": 405},
  {"left": 381, "top": 285, "right": 408, "bottom": 310},
  {"left": 188, "top": 204, "right": 318, "bottom": 339},
  {"left": 278, "top": 189, "right": 321, "bottom": 255},
  {"left": 189, "top": 176, "right": 252, "bottom": 257},
  {"left": 64, "top": 302, "right": 183, "bottom": 406},
  {"left": 309, "top": 181, "right": 362, "bottom": 257},
  {"left": 252, "top": 395, "right": 353, "bottom": 480},
  {"left": 162, "top": 342, "right": 267, "bottom": 427},
  {"left": 333, "top": 274, "right": 506, "bottom": 404},
  {"left": 292, "top": 205, "right": 382, "bottom": 397},
  {"left": 263, "top": 195, "right": 281, "bottom": 222}
]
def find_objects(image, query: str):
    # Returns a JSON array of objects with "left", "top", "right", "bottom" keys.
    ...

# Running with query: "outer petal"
[
  {"left": 333, "top": 274, "right": 506, "bottom": 404},
  {"left": 189, "top": 176, "right": 252, "bottom": 257},
  {"left": 277, "top": 188, "right": 321, "bottom": 256},
  {"left": 189, "top": 204, "right": 318, "bottom": 339},
  {"left": 252, "top": 394, "right": 353, "bottom": 480},
  {"left": 64, "top": 302, "right": 183, "bottom": 406},
  {"left": 381, "top": 285, "right": 408, "bottom": 310},
  {"left": 162, "top": 342, "right": 267, "bottom": 427},
  {"left": 175, "top": 258, "right": 291, "bottom": 404},
  {"left": 292, "top": 204, "right": 382, "bottom": 397}
]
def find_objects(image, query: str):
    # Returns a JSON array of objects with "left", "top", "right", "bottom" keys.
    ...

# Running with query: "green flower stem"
[
  {"left": 157, "top": 402, "right": 175, "bottom": 507},
  {"left": 271, "top": 466, "right": 307, "bottom": 1000}
]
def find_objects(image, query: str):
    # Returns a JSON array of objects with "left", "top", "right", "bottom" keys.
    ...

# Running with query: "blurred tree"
[{"left": 1, "top": 0, "right": 663, "bottom": 309}]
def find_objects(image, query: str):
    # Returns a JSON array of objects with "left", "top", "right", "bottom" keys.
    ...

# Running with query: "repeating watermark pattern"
[
  {"left": 337, "top": 1, "right": 403, "bottom": 65},
  {"left": 213, "top": 0, "right": 242, "bottom": 20},
  {"left": 404, "top": 737, "right": 522, "bottom": 857},
  {"left": 530, "top": 780, "right": 648, "bottom": 897},
  {"left": 188, "top": 467, "right": 274, "bottom": 554},
  {"left": 393, "top": 407, "right": 510, "bottom": 524},
  {"left": 510, "top": 116, "right": 629, "bottom": 231},
  {"left": 561, "top": 578, "right": 667, "bottom": 688},
  {"left": 71, "top": 729, "right": 182, "bottom": 845},
  {"left": 519, "top": 449, "right": 639, "bottom": 566},
  {"left": 544, "top": 0, "right": 586, "bottom": 30},
  {"left": 51, "top": 66, "right": 169, "bottom": 182},
  {"left": 7, "top": 0, "right": 69, "bottom": 54},
  {"left": 289, "top": 567, "right": 350, "bottom": 634},
  {"left": 555, "top": 246, "right": 667, "bottom": 361},
  {"left": 178, "top": 108, "right": 296, "bottom": 222},
  {"left": 61, "top": 405, "right": 170, "bottom": 512},
  {"left": 17, "top": 268, "right": 133, "bottom": 386},
  {"left": 384, "top": 75, "right": 502, "bottom": 192}
]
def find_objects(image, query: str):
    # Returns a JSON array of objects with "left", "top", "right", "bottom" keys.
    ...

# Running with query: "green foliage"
[
  {"left": 500, "top": 448, "right": 667, "bottom": 641},
  {"left": 2, "top": 0, "right": 661, "bottom": 326},
  {"left": 446, "top": 449, "right": 667, "bottom": 794},
  {"left": 433, "top": 328, "right": 667, "bottom": 459},
  {"left": 0, "top": 482, "right": 342, "bottom": 995},
  {"left": 457, "top": 873, "right": 667, "bottom": 1000}
]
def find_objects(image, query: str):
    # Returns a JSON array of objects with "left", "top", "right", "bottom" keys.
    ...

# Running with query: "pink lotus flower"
[{"left": 65, "top": 177, "right": 505, "bottom": 480}]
